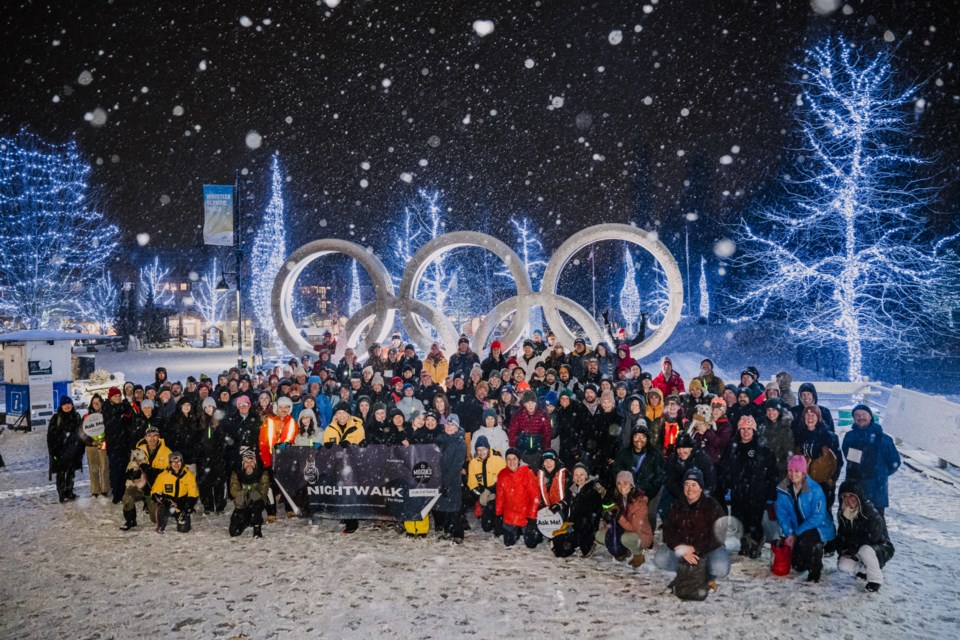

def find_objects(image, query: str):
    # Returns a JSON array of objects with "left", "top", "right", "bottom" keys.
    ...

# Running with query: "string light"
[{"left": 250, "top": 153, "right": 287, "bottom": 345}]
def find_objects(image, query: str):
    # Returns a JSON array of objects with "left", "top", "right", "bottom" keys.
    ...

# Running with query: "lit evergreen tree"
[{"left": 250, "top": 153, "right": 287, "bottom": 345}]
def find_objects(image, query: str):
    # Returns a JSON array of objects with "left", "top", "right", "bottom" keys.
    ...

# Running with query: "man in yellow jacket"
[
  {"left": 322, "top": 402, "right": 366, "bottom": 534},
  {"left": 120, "top": 426, "right": 171, "bottom": 531},
  {"left": 323, "top": 402, "right": 366, "bottom": 445},
  {"left": 467, "top": 435, "right": 506, "bottom": 535},
  {"left": 151, "top": 451, "right": 199, "bottom": 534}
]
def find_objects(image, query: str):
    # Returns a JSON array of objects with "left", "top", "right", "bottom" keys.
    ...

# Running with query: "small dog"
[{"left": 125, "top": 449, "right": 148, "bottom": 490}]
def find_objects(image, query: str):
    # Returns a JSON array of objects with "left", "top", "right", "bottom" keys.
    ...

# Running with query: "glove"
[
  {"left": 358, "top": 439, "right": 368, "bottom": 448},
  {"left": 766, "top": 503, "right": 778, "bottom": 522},
  {"left": 549, "top": 504, "right": 562, "bottom": 514},
  {"left": 276, "top": 443, "right": 289, "bottom": 452},
  {"left": 313, "top": 442, "right": 323, "bottom": 449},
  {"left": 525, "top": 518, "right": 538, "bottom": 532},
  {"left": 152, "top": 493, "right": 164, "bottom": 503},
  {"left": 323, "top": 441, "right": 334, "bottom": 449},
  {"left": 126, "top": 469, "right": 141, "bottom": 480},
  {"left": 340, "top": 441, "right": 350, "bottom": 448}
]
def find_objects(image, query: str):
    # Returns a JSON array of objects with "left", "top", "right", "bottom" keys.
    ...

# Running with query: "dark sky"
[{"left": 1, "top": 0, "right": 958, "bottom": 266}]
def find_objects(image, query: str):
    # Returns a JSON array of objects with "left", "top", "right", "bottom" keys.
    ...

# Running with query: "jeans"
[{"left": 654, "top": 545, "right": 731, "bottom": 580}]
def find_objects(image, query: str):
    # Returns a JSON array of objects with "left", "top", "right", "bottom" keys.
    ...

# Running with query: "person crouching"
[
  {"left": 775, "top": 455, "right": 836, "bottom": 583},
  {"left": 229, "top": 450, "right": 270, "bottom": 539},
  {"left": 150, "top": 451, "right": 199, "bottom": 534},
  {"left": 603, "top": 471, "right": 654, "bottom": 567},
  {"left": 835, "top": 479, "right": 894, "bottom": 593},
  {"left": 495, "top": 448, "right": 541, "bottom": 548}
]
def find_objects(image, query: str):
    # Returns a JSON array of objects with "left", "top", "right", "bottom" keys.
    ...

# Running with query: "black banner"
[{"left": 272, "top": 445, "right": 443, "bottom": 521}]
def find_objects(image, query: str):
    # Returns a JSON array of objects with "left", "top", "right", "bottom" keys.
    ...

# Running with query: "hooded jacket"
[
  {"left": 790, "top": 383, "right": 835, "bottom": 433},
  {"left": 841, "top": 406, "right": 900, "bottom": 508},
  {"left": 775, "top": 475, "right": 836, "bottom": 542},
  {"left": 835, "top": 480, "right": 894, "bottom": 566}
]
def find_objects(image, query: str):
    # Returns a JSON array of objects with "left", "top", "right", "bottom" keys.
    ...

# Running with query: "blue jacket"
[
  {"left": 315, "top": 394, "right": 333, "bottom": 431},
  {"left": 775, "top": 477, "right": 836, "bottom": 543},
  {"left": 841, "top": 419, "right": 900, "bottom": 509}
]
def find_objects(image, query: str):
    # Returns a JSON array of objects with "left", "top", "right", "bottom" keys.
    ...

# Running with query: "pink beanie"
[{"left": 787, "top": 455, "right": 808, "bottom": 474}]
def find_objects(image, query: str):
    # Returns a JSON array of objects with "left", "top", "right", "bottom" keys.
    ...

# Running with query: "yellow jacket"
[
  {"left": 423, "top": 356, "right": 449, "bottom": 387},
  {"left": 467, "top": 454, "right": 506, "bottom": 492},
  {"left": 323, "top": 417, "right": 366, "bottom": 444},
  {"left": 136, "top": 438, "right": 171, "bottom": 475},
  {"left": 151, "top": 466, "right": 200, "bottom": 500}
]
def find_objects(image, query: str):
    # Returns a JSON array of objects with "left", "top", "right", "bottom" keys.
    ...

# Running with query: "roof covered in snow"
[{"left": 0, "top": 330, "right": 115, "bottom": 343}]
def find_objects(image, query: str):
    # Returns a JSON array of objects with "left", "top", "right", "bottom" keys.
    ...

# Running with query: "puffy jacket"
[
  {"left": 47, "top": 409, "right": 84, "bottom": 474},
  {"left": 721, "top": 436, "right": 779, "bottom": 508},
  {"left": 136, "top": 438, "right": 172, "bottom": 485},
  {"left": 259, "top": 415, "right": 298, "bottom": 467},
  {"left": 652, "top": 371, "right": 685, "bottom": 397},
  {"left": 591, "top": 407, "right": 623, "bottom": 462},
  {"left": 694, "top": 416, "right": 732, "bottom": 466},
  {"left": 790, "top": 383, "right": 835, "bottom": 433},
  {"left": 663, "top": 494, "right": 725, "bottom": 556},
  {"left": 537, "top": 466, "right": 570, "bottom": 509},
  {"left": 448, "top": 350, "right": 480, "bottom": 379},
  {"left": 612, "top": 493, "right": 654, "bottom": 549},
  {"left": 775, "top": 476, "right": 836, "bottom": 543},
  {"left": 470, "top": 425, "right": 509, "bottom": 458},
  {"left": 835, "top": 480, "right": 894, "bottom": 566},
  {"left": 613, "top": 445, "right": 665, "bottom": 498},
  {"left": 841, "top": 419, "right": 900, "bottom": 509},
  {"left": 555, "top": 400, "right": 588, "bottom": 464},
  {"left": 151, "top": 466, "right": 200, "bottom": 503},
  {"left": 508, "top": 408, "right": 551, "bottom": 453},
  {"left": 495, "top": 464, "right": 540, "bottom": 527},
  {"left": 467, "top": 454, "right": 506, "bottom": 492},
  {"left": 568, "top": 479, "right": 605, "bottom": 533},
  {"left": 423, "top": 356, "right": 449, "bottom": 386},
  {"left": 322, "top": 417, "right": 365, "bottom": 445}
]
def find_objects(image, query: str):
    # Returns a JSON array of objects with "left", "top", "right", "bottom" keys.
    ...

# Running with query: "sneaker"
[
  {"left": 582, "top": 541, "right": 597, "bottom": 558},
  {"left": 119, "top": 522, "right": 137, "bottom": 531},
  {"left": 266, "top": 514, "right": 277, "bottom": 524},
  {"left": 253, "top": 525, "right": 263, "bottom": 539},
  {"left": 451, "top": 537, "right": 464, "bottom": 545},
  {"left": 865, "top": 582, "right": 881, "bottom": 593},
  {"left": 437, "top": 533, "right": 451, "bottom": 541},
  {"left": 286, "top": 511, "right": 295, "bottom": 519},
  {"left": 806, "top": 571, "right": 821, "bottom": 583},
  {"left": 614, "top": 552, "right": 629, "bottom": 562},
  {"left": 708, "top": 580, "right": 719, "bottom": 592}
]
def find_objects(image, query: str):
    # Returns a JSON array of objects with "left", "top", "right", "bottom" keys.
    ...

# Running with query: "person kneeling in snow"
[
  {"left": 775, "top": 455, "right": 836, "bottom": 583},
  {"left": 229, "top": 450, "right": 270, "bottom": 539},
  {"left": 654, "top": 468, "right": 730, "bottom": 587},
  {"left": 495, "top": 448, "right": 541, "bottom": 548},
  {"left": 467, "top": 436, "right": 505, "bottom": 534},
  {"left": 603, "top": 471, "right": 655, "bottom": 567},
  {"left": 150, "top": 451, "right": 199, "bottom": 534},
  {"left": 552, "top": 463, "right": 605, "bottom": 558},
  {"left": 835, "top": 480, "right": 894, "bottom": 593}
]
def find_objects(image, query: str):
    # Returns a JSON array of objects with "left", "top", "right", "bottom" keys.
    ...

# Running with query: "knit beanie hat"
[
  {"left": 615, "top": 471, "right": 635, "bottom": 486},
  {"left": 787, "top": 455, "right": 808, "bottom": 474}
]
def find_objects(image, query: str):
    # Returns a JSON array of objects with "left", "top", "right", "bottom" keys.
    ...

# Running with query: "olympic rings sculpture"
[{"left": 271, "top": 223, "right": 684, "bottom": 362}]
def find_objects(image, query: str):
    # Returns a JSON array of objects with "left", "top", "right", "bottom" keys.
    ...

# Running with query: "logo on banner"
[
  {"left": 303, "top": 458, "right": 319, "bottom": 484},
  {"left": 412, "top": 462, "right": 433, "bottom": 484}
]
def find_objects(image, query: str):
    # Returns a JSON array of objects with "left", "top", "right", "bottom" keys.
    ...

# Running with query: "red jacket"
[
  {"left": 508, "top": 408, "right": 552, "bottom": 450},
  {"left": 259, "top": 414, "right": 298, "bottom": 468},
  {"left": 652, "top": 371, "right": 685, "bottom": 397},
  {"left": 496, "top": 465, "right": 540, "bottom": 527}
]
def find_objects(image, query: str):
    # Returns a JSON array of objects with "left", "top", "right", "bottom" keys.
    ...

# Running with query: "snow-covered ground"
[
  {"left": 91, "top": 344, "right": 246, "bottom": 387},
  {"left": 2, "top": 423, "right": 959, "bottom": 639}
]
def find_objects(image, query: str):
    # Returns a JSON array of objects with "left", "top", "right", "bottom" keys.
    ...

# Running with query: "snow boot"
[
  {"left": 629, "top": 552, "right": 646, "bottom": 568},
  {"left": 119, "top": 509, "right": 138, "bottom": 531},
  {"left": 343, "top": 519, "right": 359, "bottom": 534},
  {"left": 856, "top": 572, "right": 867, "bottom": 581},
  {"left": 806, "top": 570, "right": 821, "bottom": 583},
  {"left": 176, "top": 512, "right": 192, "bottom": 533},
  {"left": 866, "top": 582, "right": 881, "bottom": 593},
  {"left": 253, "top": 525, "right": 263, "bottom": 539}
]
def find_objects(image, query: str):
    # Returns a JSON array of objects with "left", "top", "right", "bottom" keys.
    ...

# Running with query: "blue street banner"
[
  {"left": 272, "top": 445, "right": 443, "bottom": 522},
  {"left": 202, "top": 184, "right": 234, "bottom": 246}
]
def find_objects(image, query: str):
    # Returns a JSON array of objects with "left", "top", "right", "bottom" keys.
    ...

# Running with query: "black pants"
[
  {"left": 108, "top": 449, "right": 128, "bottom": 502},
  {"left": 199, "top": 466, "right": 227, "bottom": 513},
  {"left": 502, "top": 522, "right": 542, "bottom": 548},
  {"left": 732, "top": 501, "right": 765, "bottom": 544},
  {"left": 55, "top": 468, "right": 75, "bottom": 500},
  {"left": 434, "top": 510, "right": 464, "bottom": 539},
  {"left": 479, "top": 502, "right": 500, "bottom": 534},
  {"left": 792, "top": 529, "right": 824, "bottom": 575},
  {"left": 229, "top": 501, "right": 265, "bottom": 536}
]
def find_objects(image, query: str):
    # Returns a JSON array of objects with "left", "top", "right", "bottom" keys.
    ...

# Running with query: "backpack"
[{"left": 670, "top": 557, "right": 710, "bottom": 601}]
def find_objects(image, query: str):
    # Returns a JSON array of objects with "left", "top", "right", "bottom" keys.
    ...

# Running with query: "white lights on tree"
[
  {"left": 728, "top": 37, "right": 951, "bottom": 382},
  {"left": 619, "top": 245, "right": 641, "bottom": 333},
  {"left": 498, "top": 217, "right": 550, "bottom": 335},
  {"left": 0, "top": 131, "right": 119, "bottom": 329},
  {"left": 348, "top": 259, "right": 362, "bottom": 316},
  {"left": 193, "top": 257, "right": 230, "bottom": 331},
  {"left": 138, "top": 256, "right": 174, "bottom": 307},
  {"left": 698, "top": 256, "right": 710, "bottom": 320},
  {"left": 250, "top": 153, "right": 287, "bottom": 345}
]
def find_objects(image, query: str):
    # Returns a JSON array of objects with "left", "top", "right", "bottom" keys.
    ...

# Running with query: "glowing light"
[{"left": 250, "top": 154, "right": 287, "bottom": 345}]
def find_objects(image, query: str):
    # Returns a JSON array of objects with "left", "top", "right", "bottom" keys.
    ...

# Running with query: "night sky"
[{"left": 1, "top": 0, "right": 958, "bottom": 273}]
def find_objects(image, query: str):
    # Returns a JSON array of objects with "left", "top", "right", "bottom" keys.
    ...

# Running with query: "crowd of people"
[{"left": 46, "top": 328, "right": 901, "bottom": 595}]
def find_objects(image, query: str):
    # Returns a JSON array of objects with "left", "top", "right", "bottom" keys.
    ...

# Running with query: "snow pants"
[
  {"left": 108, "top": 449, "right": 128, "bottom": 502},
  {"left": 198, "top": 465, "right": 227, "bottom": 513},
  {"left": 85, "top": 446, "right": 110, "bottom": 496},
  {"left": 654, "top": 545, "right": 731, "bottom": 580},
  {"left": 229, "top": 501, "right": 265, "bottom": 537},
  {"left": 792, "top": 529, "right": 824, "bottom": 576},
  {"left": 502, "top": 521, "right": 541, "bottom": 548},
  {"left": 433, "top": 510, "right": 464, "bottom": 540},
  {"left": 54, "top": 468, "right": 76, "bottom": 500},
  {"left": 838, "top": 545, "right": 883, "bottom": 584}
]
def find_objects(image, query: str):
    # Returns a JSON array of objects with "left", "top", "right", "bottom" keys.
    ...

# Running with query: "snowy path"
[{"left": 2, "top": 428, "right": 959, "bottom": 639}]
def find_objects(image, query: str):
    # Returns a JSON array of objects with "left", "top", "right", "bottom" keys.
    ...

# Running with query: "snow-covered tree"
[
  {"left": 619, "top": 246, "right": 641, "bottom": 334},
  {"left": 393, "top": 190, "right": 454, "bottom": 310},
  {"left": 729, "top": 38, "right": 949, "bottom": 381},
  {"left": 645, "top": 260, "right": 672, "bottom": 329},
  {"left": 81, "top": 270, "right": 119, "bottom": 335},
  {"left": 698, "top": 256, "right": 711, "bottom": 321},
  {"left": 138, "top": 256, "right": 174, "bottom": 308},
  {"left": 250, "top": 154, "right": 287, "bottom": 345},
  {"left": 192, "top": 257, "right": 230, "bottom": 332},
  {"left": 348, "top": 259, "right": 362, "bottom": 316},
  {"left": 0, "top": 131, "right": 118, "bottom": 329},
  {"left": 498, "top": 217, "right": 550, "bottom": 335}
]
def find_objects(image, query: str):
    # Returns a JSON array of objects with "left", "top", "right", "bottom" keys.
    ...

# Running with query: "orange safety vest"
[{"left": 259, "top": 414, "right": 298, "bottom": 468}]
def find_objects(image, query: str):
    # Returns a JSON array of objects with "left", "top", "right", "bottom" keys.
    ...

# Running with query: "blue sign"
[{"left": 202, "top": 184, "right": 234, "bottom": 246}]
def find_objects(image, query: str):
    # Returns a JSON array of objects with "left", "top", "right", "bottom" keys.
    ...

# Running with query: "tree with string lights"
[
  {"left": 393, "top": 190, "right": 453, "bottom": 310},
  {"left": 498, "top": 217, "right": 550, "bottom": 335},
  {"left": 698, "top": 256, "right": 711, "bottom": 321},
  {"left": 0, "top": 131, "right": 118, "bottom": 329},
  {"left": 192, "top": 257, "right": 230, "bottom": 343},
  {"left": 348, "top": 259, "right": 362, "bottom": 317},
  {"left": 250, "top": 153, "right": 287, "bottom": 345},
  {"left": 619, "top": 245, "right": 641, "bottom": 334},
  {"left": 729, "top": 38, "right": 951, "bottom": 381},
  {"left": 82, "top": 270, "right": 119, "bottom": 335},
  {"left": 138, "top": 256, "right": 174, "bottom": 308}
]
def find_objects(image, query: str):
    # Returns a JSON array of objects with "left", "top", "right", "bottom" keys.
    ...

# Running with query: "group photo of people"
[{"left": 47, "top": 329, "right": 902, "bottom": 597}]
